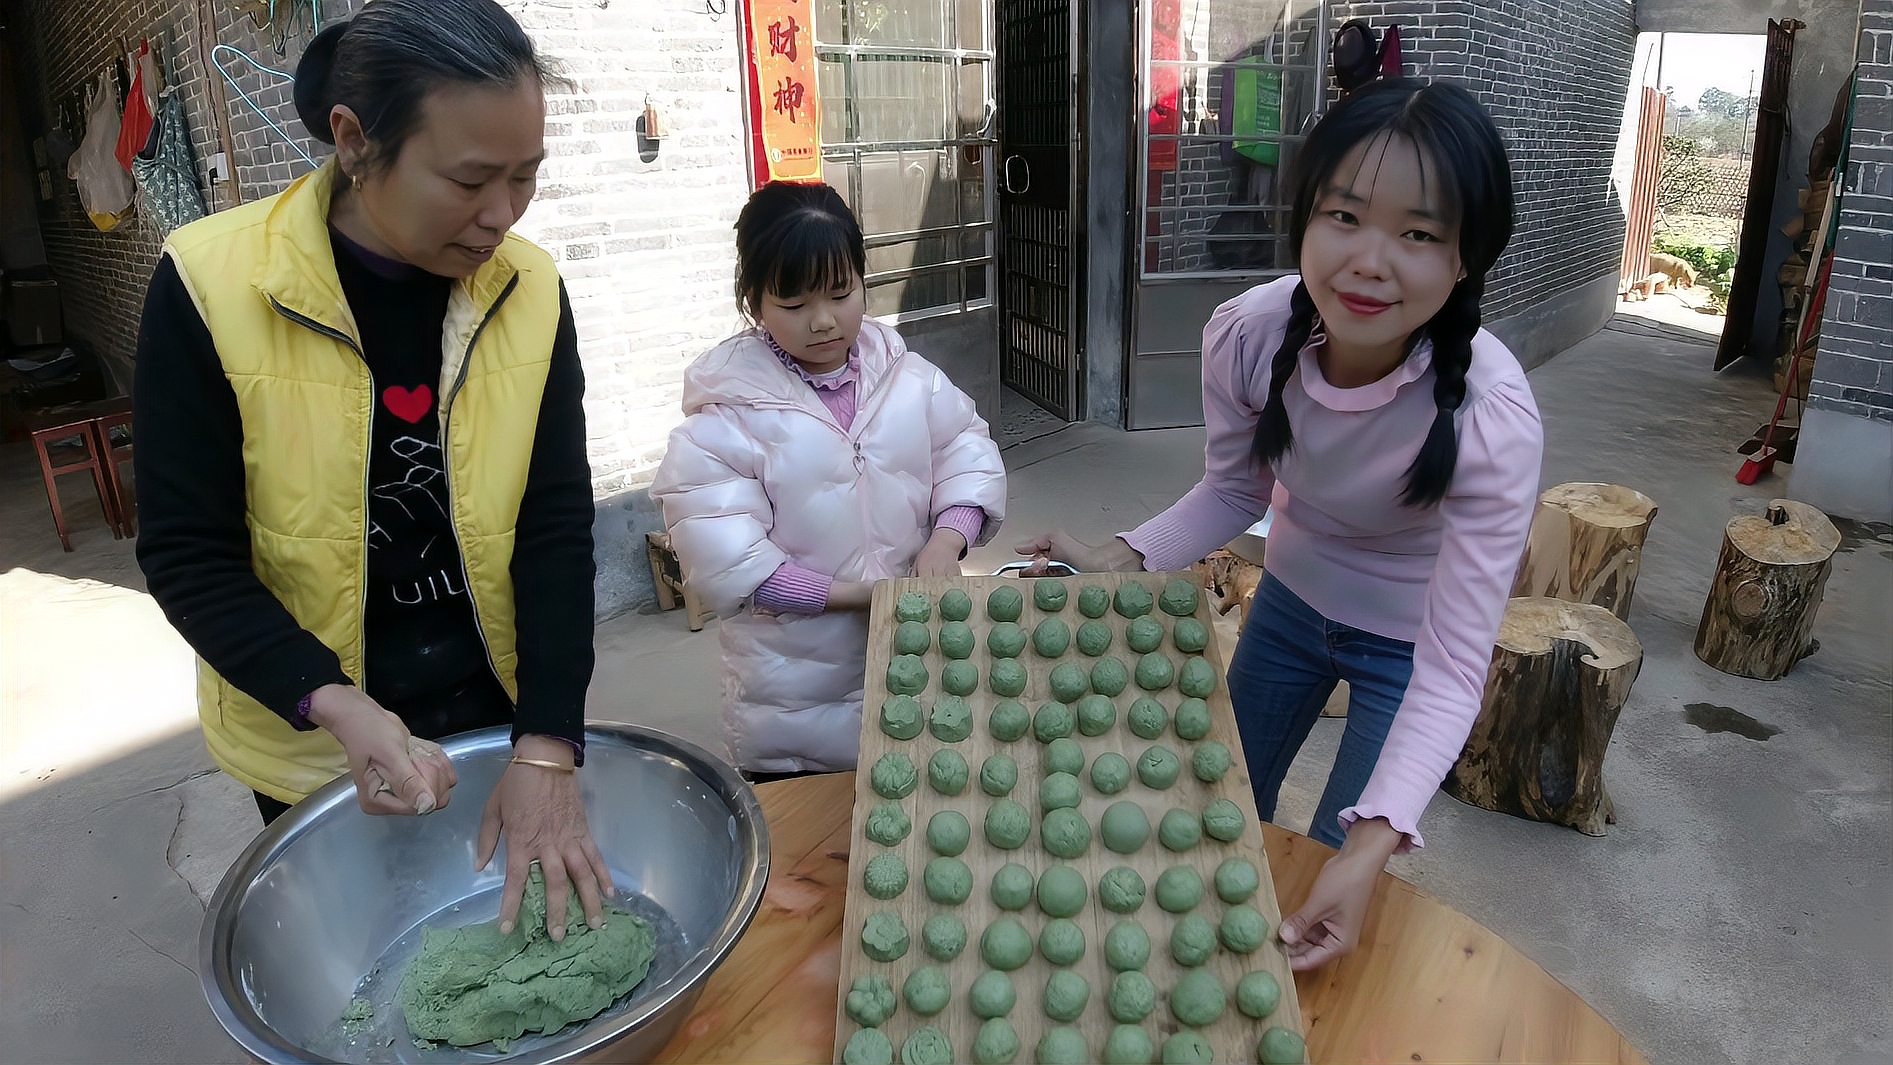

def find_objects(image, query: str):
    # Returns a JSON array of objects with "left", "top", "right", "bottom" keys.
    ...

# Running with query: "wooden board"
[{"left": 832, "top": 573, "right": 1305, "bottom": 1064}]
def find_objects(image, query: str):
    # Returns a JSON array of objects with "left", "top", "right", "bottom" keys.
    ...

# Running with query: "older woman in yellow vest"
[{"left": 134, "top": 0, "right": 607, "bottom": 937}]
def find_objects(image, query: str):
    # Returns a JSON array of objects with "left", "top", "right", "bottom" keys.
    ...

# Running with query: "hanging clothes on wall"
[
  {"left": 132, "top": 89, "right": 208, "bottom": 235},
  {"left": 113, "top": 40, "right": 159, "bottom": 171},
  {"left": 69, "top": 70, "right": 135, "bottom": 231}
]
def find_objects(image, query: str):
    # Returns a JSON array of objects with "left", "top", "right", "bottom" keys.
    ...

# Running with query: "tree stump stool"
[
  {"left": 1444, "top": 597, "right": 1643, "bottom": 836},
  {"left": 1511, "top": 482, "right": 1659, "bottom": 620},
  {"left": 1695, "top": 499, "right": 1839, "bottom": 680}
]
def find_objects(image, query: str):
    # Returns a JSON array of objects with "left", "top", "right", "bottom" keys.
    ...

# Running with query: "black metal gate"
[{"left": 998, "top": 0, "right": 1080, "bottom": 419}]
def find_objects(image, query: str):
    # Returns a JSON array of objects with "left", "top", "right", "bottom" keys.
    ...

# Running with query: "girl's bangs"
[{"left": 763, "top": 212, "right": 862, "bottom": 299}]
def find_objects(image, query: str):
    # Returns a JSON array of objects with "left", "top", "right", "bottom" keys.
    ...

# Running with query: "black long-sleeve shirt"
[{"left": 133, "top": 233, "right": 595, "bottom": 752}]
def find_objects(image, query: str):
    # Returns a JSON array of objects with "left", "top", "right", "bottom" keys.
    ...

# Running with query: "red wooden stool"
[{"left": 28, "top": 409, "right": 122, "bottom": 551}]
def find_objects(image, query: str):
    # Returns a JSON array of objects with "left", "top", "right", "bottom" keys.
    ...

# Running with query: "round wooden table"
[{"left": 655, "top": 773, "right": 1645, "bottom": 1064}]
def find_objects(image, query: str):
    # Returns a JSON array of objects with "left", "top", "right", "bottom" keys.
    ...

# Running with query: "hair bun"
[{"left": 292, "top": 20, "right": 351, "bottom": 145}]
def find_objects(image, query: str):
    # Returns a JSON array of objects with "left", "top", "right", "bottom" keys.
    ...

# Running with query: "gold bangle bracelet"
[{"left": 510, "top": 756, "right": 576, "bottom": 773}]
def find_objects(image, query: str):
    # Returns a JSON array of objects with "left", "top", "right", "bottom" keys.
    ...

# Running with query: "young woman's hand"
[
  {"left": 1014, "top": 531, "right": 1146, "bottom": 574},
  {"left": 828, "top": 580, "right": 874, "bottom": 610},
  {"left": 307, "top": 683, "right": 456, "bottom": 815},
  {"left": 1277, "top": 816, "right": 1403, "bottom": 970},
  {"left": 476, "top": 734, "right": 615, "bottom": 940},
  {"left": 914, "top": 528, "right": 968, "bottom": 578}
]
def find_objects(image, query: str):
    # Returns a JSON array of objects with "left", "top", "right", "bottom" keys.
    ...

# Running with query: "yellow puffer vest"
[{"left": 162, "top": 161, "right": 562, "bottom": 803}]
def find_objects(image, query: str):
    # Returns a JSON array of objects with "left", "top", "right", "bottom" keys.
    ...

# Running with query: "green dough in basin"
[
  {"left": 987, "top": 584, "right": 1024, "bottom": 622},
  {"left": 940, "top": 587, "right": 973, "bottom": 621},
  {"left": 895, "top": 591, "right": 932, "bottom": 623},
  {"left": 939, "top": 621, "right": 976, "bottom": 660},
  {"left": 886, "top": 655, "right": 927, "bottom": 696},
  {"left": 893, "top": 621, "right": 930, "bottom": 656},
  {"left": 397, "top": 864, "right": 655, "bottom": 1048},
  {"left": 879, "top": 695, "right": 923, "bottom": 740},
  {"left": 987, "top": 621, "right": 1028, "bottom": 658}
]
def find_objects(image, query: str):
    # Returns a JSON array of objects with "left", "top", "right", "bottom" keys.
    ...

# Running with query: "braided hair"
[{"left": 1252, "top": 78, "right": 1514, "bottom": 507}]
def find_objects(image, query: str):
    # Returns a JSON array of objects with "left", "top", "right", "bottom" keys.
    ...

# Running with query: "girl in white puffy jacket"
[{"left": 652, "top": 182, "right": 1007, "bottom": 776}]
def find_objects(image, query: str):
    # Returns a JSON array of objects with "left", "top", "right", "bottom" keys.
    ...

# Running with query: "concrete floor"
[{"left": 2, "top": 316, "right": 1888, "bottom": 1064}]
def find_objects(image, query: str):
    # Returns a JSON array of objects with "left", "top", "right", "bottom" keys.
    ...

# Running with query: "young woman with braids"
[{"left": 1021, "top": 78, "right": 1542, "bottom": 969}]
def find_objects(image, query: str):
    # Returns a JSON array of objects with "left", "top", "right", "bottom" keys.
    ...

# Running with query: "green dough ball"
[
  {"left": 1137, "top": 745, "right": 1182, "bottom": 789},
  {"left": 1040, "top": 808, "right": 1091, "bottom": 859},
  {"left": 939, "top": 621, "right": 976, "bottom": 660},
  {"left": 1127, "top": 697, "right": 1169, "bottom": 740},
  {"left": 1257, "top": 1027, "right": 1305, "bottom": 1065},
  {"left": 901, "top": 1026, "right": 953, "bottom": 1065},
  {"left": 1236, "top": 970, "right": 1281, "bottom": 1019},
  {"left": 1178, "top": 656, "right": 1217, "bottom": 698},
  {"left": 985, "top": 799, "right": 1031, "bottom": 850},
  {"left": 1104, "top": 920, "right": 1151, "bottom": 972},
  {"left": 928, "top": 750, "right": 969, "bottom": 797},
  {"left": 1041, "top": 970, "right": 1090, "bottom": 1022},
  {"left": 987, "top": 584, "right": 1024, "bottom": 622},
  {"left": 989, "top": 700, "right": 1030, "bottom": 742},
  {"left": 1114, "top": 581, "right": 1154, "bottom": 618},
  {"left": 1215, "top": 857, "right": 1262, "bottom": 903},
  {"left": 1036, "top": 864, "right": 1087, "bottom": 917},
  {"left": 1091, "top": 656, "right": 1130, "bottom": 697},
  {"left": 1202, "top": 798, "right": 1246, "bottom": 842},
  {"left": 972, "top": 1018, "right": 1020, "bottom": 1065},
  {"left": 990, "top": 862, "right": 1034, "bottom": 910},
  {"left": 1155, "top": 866, "right": 1204, "bottom": 912},
  {"left": 981, "top": 916, "right": 1033, "bottom": 971},
  {"left": 930, "top": 695, "right": 974, "bottom": 740},
  {"left": 863, "top": 852, "right": 908, "bottom": 899},
  {"left": 1159, "top": 807, "right": 1202, "bottom": 851},
  {"left": 1100, "top": 801, "right": 1151, "bottom": 854},
  {"left": 894, "top": 621, "right": 931, "bottom": 656},
  {"left": 1033, "top": 578, "right": 1069, "bottom": 612},
  {"left": 1125, "top": 615, "right": 1165, "bottom": 654},
  {"left": 1162, "top": 1030, "right": 1216, "bottom": 1064},
  {"left": 1038, "top": 918, "right": 1086, "bottom": 966},
  {"left": 1037, "top": 1027, "right": 1089, "bottom": 1065},
  {"left": 1220, "top": 906, "right": 1270, "bottom": 954},
  {"left": 1173, "top": 698, "right": 1212, "bottom": 740},
  {"left": 861, "top": 911, "right": 908, "bottom": 961},
  {"left": 1035, "top": 698, "right": 1078, "bottom": 740},
  {"left": 941, "top": 662, "right": 979, "bottom": 698},
  {"left": 1107, "top": 970, "right": 1157, "bottom": 1023},
  {"left": 1097, "top": 865, "right": 1147, "bottom": 913},
  {"left": 1169, "top": 970, "right": 1226, "bottom": 1027},
  {"left": 1104, "top": 1025, "right": 1156, "bottom": 1065},
  {"left": 989, "top": 659, "right": 1028, "bottom": 698},
  {"left": 1160, "top": 578, "right": 1200, "bottom": 617},
  {"left": 1033, "top": 618, "right": 1072, "bottom": 658},
  {"left": 1173, "top": 617, "right": 1210, "bottom": 654},
  {"left": 1076, "top": 620, "right": 1114, "bottom": 656},
  {"left": 1090, "top": 752, "right": 1133, "bottom": 794},
  {"left": 870, "top": 752, "right": 917, "bottom": 799},
  {"left": 904, "top": 965, "right": 951, "bottom": 1016},
  {"left": 927, "top": 809, "right": 971, "bottom": 855},
  {"left": 923, "top": 913, "right": 968, "bottom": 961},
  {"left": 1077, "top": 585, "right": 1111, "bottom": 618},
  {"left": 940, "top": 587, "right": 973, "bottom": 622},
  {"left": 896, "top": 591, "right": 932, "bottom": 623},
  {"left": 987, "top": 622, "right": 1028, "bottom": 659},
  {"left": 1047, "top": 665, "right": 1089, "bottom": 705},
  {"left": 1192, "top": 740, "right": 1233, "bottom": 783},
  {"left": 924, "top": 856, "right": 972, "bottom": 904},
  {"left": 1135, "top": 653, "right": 1176, "bottom": 692},
  {"left": 1040, "top": 771, "right": 1082, "bottom": 811},
  {"left": 971, "top": 970, "right": 1017, "bottom": 1018},
  {"left": 879, "top": 695, "right": 923, "bottom": 740},
  {"left": 845, "top": 973, "right": 896, "bottom": 1026},
  {"left": 886, "top": 655, "right": 928, "bottom": 696},
  {"left": 843, "top": 1026, "right": 894, "bottom": 1065},
  {"left": 1075, "top": 694, "right": 1117, "bottom": 736},
  {"left": 864, "top": 801, "right": 911, "bottom": 846},
  {"left": 981, "top": 753, "right": 1019, "bottom": 796},
  {"left": 1171, "top": 914, "right": 1217, "bottom": 967},
  {"left": 1043, "top": 737, "right": 1086, "bottom": 776}
]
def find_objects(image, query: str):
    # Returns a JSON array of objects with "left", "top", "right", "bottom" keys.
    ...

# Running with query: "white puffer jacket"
[{"left": 651, "top": 320, "right": 1007, "bottom": 772}]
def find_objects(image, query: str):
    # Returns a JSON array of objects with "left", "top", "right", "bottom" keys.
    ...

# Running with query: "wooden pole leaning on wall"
[
  {"left": 1511, "top": 482, "right": 1659, "bottom": 620},
  {"left": 1695, "top": 499, "right": 1839, "bottom": 680},
  {"left": 1444, "top": 598, "right": 1643, "bottom": 836}
]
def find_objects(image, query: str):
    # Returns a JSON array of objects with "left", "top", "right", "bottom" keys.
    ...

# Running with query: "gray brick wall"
[{"left": 1810, "top": 0, "right": 1893, "bottom": 424}]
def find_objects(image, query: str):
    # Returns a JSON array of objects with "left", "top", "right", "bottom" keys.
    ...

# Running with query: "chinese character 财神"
[
  {"left": 772, "top": 77, "right": 806, "bottom": 122},
  {"left": 768, "top": 15, "right": 799, "bottom": 61}
]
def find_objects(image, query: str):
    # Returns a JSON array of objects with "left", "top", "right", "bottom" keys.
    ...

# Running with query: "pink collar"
[
  {"left": 1297, "top": 326, "right": 1435, "bottom": 412},
  {"left": 763, "top": 331, "right": 859, "bottom": 392}
]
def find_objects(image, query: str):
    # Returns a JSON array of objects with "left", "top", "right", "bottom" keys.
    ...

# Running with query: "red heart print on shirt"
[{"left": 382, "top": 384, "right": 433, "bottom": 424}]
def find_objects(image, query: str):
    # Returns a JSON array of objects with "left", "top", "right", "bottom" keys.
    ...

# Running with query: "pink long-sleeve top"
[{"left": 1122, "top": 276, "right": 1543, "bottom": 850}]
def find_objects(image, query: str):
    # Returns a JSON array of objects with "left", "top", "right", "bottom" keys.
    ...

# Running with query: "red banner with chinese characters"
[
  {"left": 745, "top": 0, "right": 822, "bottom": 186},
  {"left": 1147, "top": 0, "right": 1182, "bottom": 173}
]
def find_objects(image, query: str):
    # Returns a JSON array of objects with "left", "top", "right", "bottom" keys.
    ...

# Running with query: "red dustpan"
[{"left": 1738, "top": 247, "right": 1832, "bottom": 485}]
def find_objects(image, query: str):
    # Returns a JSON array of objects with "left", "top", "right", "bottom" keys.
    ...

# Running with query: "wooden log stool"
[
  {"left": 1511, "top": 482, "right": 1659, "bottom": 619},
  {"left": 1444, "top": 597, "right": 1643, "bottom": 835},
  {"left": 28, "top": 409, "right": 122, "bottom": 552},
  {"left": 1695, "top": 499, "right": 1839, "bottom": 680},
  {"left": 646, "top": 531, "right": 714, "bottom": 632}
]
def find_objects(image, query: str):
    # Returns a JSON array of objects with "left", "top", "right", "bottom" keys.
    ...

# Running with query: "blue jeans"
[{"left": 1226, "top": 573, "right": 1416, "bottom": 847}]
